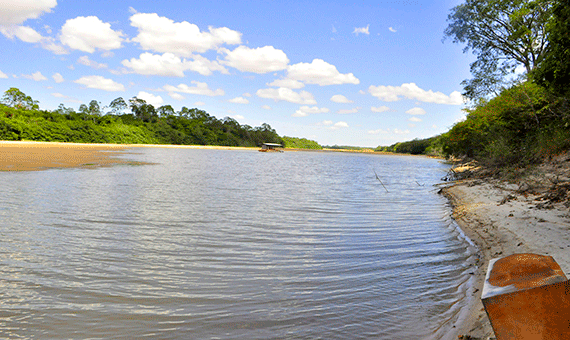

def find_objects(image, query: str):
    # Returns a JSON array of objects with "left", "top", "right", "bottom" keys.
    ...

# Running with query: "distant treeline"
[{"left": 0, "top": 88, "right": 319, "bottom": 149}]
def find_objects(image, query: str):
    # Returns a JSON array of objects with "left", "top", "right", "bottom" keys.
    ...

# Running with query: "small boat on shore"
[{"left": 259, "top": 143, "right": 284, "bottom": 152}]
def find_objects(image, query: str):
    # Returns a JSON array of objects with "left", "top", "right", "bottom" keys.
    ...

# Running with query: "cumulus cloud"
[
  {"left": 0, "top": 0, "right": 57, "bottom": 25},
  {"left": 353, "top": 25, "right": 370, "bottom": 35},
  {"left": 256, "top": 87, "right": 317, "bottom": 105},
  {"left": 130, "top": 12, "right": 241, "bottom": 56},
  {"left": 0, "top": 70, "right": 8, "bottom": 78},
  {"left": 287, "top": 59, "right": 359, "bottom": 86},
  {"left": 22, "top": 71, "right": 47, "bottom": 81},
  {"left": 330, "top": 94, "right": 353, "bottom": 103},
  {"left": 164, "top": 81, "right": 225, "bottom": 97},
  {"left": 369, "top": 83, "right": 464, "bottom": 105},
  {"left": 52, "top": 72, "right": 64, "bottom": 83},
  {"left": 405, "top": 107, "right": 426, "bottom": 115},
  {"left": 74, "top": 75, "right": 125, "bottom": 91},
  {"left": 229, "top": 96, "right": 249, "bottom": 104},
  {"left": 221, "top": 45, "right": 289, "bottom": 74},
  {"left": 337, "top": 107, "right": 360, "bottom": 114},
  {"left": 60, "top": 16, "right": 124, "bottom": 53},
  {"left": 332, "top": 121, "right": 349, "bottom": 129},
  {"left": 0, "top": 25, "right": 42, "bottom": 42},
  {"left": 137, "top": 91, "right": 163, "bottom": 107},
  {"left": 267, "top": 78, "right": 304, "bottom": 89},
  {"left": 78, "top": 56, "right": 107, "bottom": 69},
  {"left": 262, "top": 105, "right": 271, "bottom": 110},
  {"left": 408, "top": 117, "right": 422, "bottom": 122},
  {"left": 169, "top": 92, "right": 185, "bottom": 100},
  {"left": 371, "top": 106, "right": 390, "bottom": 113},
  {"left": 122, "top": 52, "right": 228, "bottom": 77},
  {"left": 292, "top": 106, "right": 329, "bottom": 117},
  {"left": 389, "top": 27, "right": 397, "bottom": 33}
]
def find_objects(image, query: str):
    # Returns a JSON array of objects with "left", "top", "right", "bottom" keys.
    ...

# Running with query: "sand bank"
[
  {"left": 441, "top": 154, "right": 570, "bottom": 339},
  {"left": 0, "top": 141, "right": 263, "bottom": 171},
  {"left": 0, "top": 141, "right": 136, "bottom": 171}
]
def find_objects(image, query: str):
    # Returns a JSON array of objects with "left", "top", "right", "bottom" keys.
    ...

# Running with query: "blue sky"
[{"left": 0, "top": 0, "right": 473, "bottom": 147}]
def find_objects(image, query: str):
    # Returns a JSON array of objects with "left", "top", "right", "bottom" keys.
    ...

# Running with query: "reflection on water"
[{"left": 0, "top": 149, "right": 476, "bottom": 339}]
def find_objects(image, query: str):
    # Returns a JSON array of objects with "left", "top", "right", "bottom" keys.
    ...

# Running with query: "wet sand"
[
  {"left": 0, "top": 141, "right": 261, "bottom": 171},
  {"left": 442, "top": 155, "right": 570, "bottom": 339}
]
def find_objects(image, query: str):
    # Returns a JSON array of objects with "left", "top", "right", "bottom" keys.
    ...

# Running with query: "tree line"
[{"left": 0, "top": 88, "right": 293, "bottom": 147}]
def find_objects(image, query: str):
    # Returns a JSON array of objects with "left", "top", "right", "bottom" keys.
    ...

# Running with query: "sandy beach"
[
  {"left": 442, "top": 153, "right": 570, "bottom": 339},
  {"left": 0, "top": 141, "right": 259, "bottom": 171}
]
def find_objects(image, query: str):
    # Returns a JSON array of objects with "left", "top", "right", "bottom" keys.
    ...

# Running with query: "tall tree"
[
  {"left": 532, "top": 0, "right": 570, "bottom": 95},
  {"left": 444, "top": 0, "right": 552, "bottom": 100},
  {"left": 2, "top": 87, "right": 39, "bottom": 109}
]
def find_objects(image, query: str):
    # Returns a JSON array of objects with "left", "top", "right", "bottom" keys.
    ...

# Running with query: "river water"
[{"left": 0, "top": 148, "right": 477, "bottom": 339}]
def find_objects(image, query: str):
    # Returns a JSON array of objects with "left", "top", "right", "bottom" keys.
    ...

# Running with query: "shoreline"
[{"left": 440, "top": 154, "right": 570, "bottom": 339}]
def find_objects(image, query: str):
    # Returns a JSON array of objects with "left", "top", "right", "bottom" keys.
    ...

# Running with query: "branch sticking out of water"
[{"left": 374, "top": 169, "right": 389, "bottom": 193}]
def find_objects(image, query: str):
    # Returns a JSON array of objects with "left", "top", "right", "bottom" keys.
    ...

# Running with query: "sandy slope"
[{"left": 441, "top": 153, "right": 570, "bottom": 339}]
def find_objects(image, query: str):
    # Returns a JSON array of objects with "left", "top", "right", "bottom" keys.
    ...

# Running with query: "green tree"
[
  {"left": 532, "top": 0, "right": 570, "bottom": 96},
  {"left": 2, "top": 87, "right": 39, "bottom": 109},
  {"left": 88, "top": 100, "right": 101, "bottom": 115},
  {"left": 109, "top": 97, "right": 128, "bottom": 114},
  {"left": 157, "top": 105, "right": 175, "bottom": 117},
  {"left": 444, "top": 0, "right": 552, "bottom": 99}
]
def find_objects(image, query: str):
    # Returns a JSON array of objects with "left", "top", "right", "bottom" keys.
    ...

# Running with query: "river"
[{"left": 0, "top": 148, "right": 477, "bottom": 339}]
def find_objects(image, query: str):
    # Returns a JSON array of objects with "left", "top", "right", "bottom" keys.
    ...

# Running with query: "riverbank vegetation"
[
  {"left": 0, "top": 89, "right": 320, "bottom": 149},
  {"left": 377, "top": 0, "right": 570, "bottom": 170}
]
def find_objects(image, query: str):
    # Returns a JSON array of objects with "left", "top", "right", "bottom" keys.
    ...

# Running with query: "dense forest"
[
  {"left": 0, "top": 88, "right": 319, "bottom": 148},
  {"left": 379, "top": 0, "right": 570, "bottom": 168}
]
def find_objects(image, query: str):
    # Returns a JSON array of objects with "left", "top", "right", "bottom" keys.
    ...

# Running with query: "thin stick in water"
[{"left": 374, "top": 169, "right": 389, "bottom": 193}]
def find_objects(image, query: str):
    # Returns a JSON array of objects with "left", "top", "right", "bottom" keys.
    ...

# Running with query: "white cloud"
[
  {"left": 368, "top": 128, "right": 389, "bottom": 134},
  {"left": 330, "top": 94, "right": 353, "bottom": 103},
  {"left": 369, "top": 83, "right": 464, "bottom": 105},
  {"left": 256, "top": 87, "right": 316, "bottom": 105},
  {"left": 389, "top": 27, "right": 397, "bottom": 33},
  {"left": 353, "top": 25, "right": 370, "bottom": 35},
  {"left": 122, "top": 52, "right": 227, "bottom": 77},
  {"left": 267, "top": 78, "right": 305, "bottom": 89},
  {"left": 322, "top": 120, "right": 333, "bottom": 126},
  {"left": 262, "top": 105, "right": 271, "bottom": 110},
  {"left": 408, "top": 117, "right": 422, "bottom": 122},
  {"left": 332, "top": 121, "right": 349, "bottom": 129},
  {"left": 22, "top": 71, "right": 47, "bottom": 81},
  {"left": 337, "top": 107, "right": 360, "bottom": 114},
  {"left": 169, "top": 92, "right": 185, "bottom": 101},
  {"left": 52, "top": 72, "right": 64, "bottom": 83},
  {"left": 0, "top": 0, "right": 56, "bottom": 25},
  {"left": 164, "top": 81, "right": 225, "bottom": 97},
  {"left": 130, "top": 12, "right": 241, "bottom": 56},
  {"left": 243, "top": 93, "right": 252, "bottom": 97},
  {"left": 221, "top": 45, "right": 289, "bottom": 74},
  {"left": 74, "top": 75, "right": 125, "bottom": 91},
  {"left": 51, "top": 92, "right": 65, "bottom": 98},
  {"left": 194, "top": 101, "right": 205, "bottom": 106},
  {"left": 0, "top": 70, "right": 8, "bottom": 78},
  {"left": 405, "top": 107, "right": 426, "bottom": 115},
  {"left": 78, "top": 56, "right": 107, "bottom": 69},
  {"left": 394, "top": 128, "right": 410, "bottom": 134},
  {"left": 229, "top": 96, "right": 249, "bottom": 104},
  {"left": 0, "top": 25, "right": 42, "bottom": 42},
  {"left": 137, "top": 91, "right": 163, "bottom": 107},
  {"left": 287, "top": 59, "right": 359, "bottom": 86},
  {"left": 293, "top": 106, "right": 329, "bottom": 117},
  {"left": 60, "top": 16, "right": 124, "bottom": 53},
  {"left": 371, "top": 106, "right": 390, "bottom": 113}
]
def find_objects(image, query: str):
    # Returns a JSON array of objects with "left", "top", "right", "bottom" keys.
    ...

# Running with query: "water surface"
[{"left": 0, "top": 148, "right": 476, "bottom": 339}]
